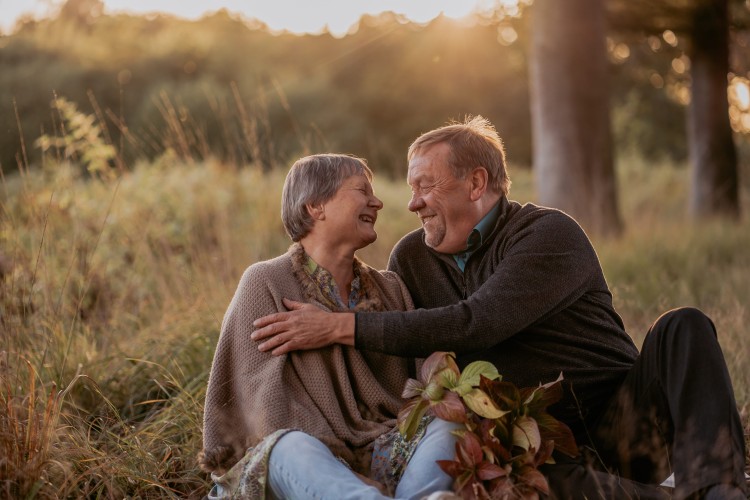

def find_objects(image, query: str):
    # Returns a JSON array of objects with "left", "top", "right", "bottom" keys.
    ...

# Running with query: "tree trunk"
[
  {"left": 529, "top": 0, "right": 622, "bottom": 236},
  {"left": 687, "top": 0, "right": 739, "bottom": 218}
]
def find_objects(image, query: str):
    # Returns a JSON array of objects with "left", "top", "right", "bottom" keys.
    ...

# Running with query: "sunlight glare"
[
  {"left": 647, "top": 36, "right": 661, "bottom": 52},
  {"left": 1, "top": 0, "right": 510, "bottom": 35},
  {"left": 733, "top": 79, "right": 750, "bottom": 110},
  {"left": 728, "top": 76, "right": 750, "bottom": 133},
  {"left": 0, "top": 0, "right": 531, "bottom": 35},
  {"left": 662, "top": 30, "right": 678, "bottom": 47},
  {"left": 649, "top": 73, "right": 664, "bottom": 89},
  {"left": 497, "top": 25, "right": 518, "bottom": 45},
  {"left": 671, "top": 56, "right": 686, "bottom": 74}
]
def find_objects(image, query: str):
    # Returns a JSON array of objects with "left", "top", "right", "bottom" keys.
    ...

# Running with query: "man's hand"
[{"left": 251, "top": 299, "right": 355, "bottom": 355}]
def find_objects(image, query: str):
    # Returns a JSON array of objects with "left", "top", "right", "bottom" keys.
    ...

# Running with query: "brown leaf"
[
  {"left": 437, "top": 458, "right": 463, "bottom": 479},
  {"left": 477, "top": 462, "right": 507, "bottom": 481},
  {"left": 534, "top": 440, "right": 555, "bottom": 466},
  {"left": 535, "top": 412, "right": 579, "bottom": 458},
  {"left": 402, "top": 378, "right": 424, "bottom": 399},
  {"left": 512, "top": 416, "right": 541, "bottom": 452},
  {"left": 481, "top": 377, "right": 521, "bottom": 412},
  {"left": 457, "top": 430, "right": 484, "bottom": 466},
  {"left": 521, "top": 373, "right": 564, "bottom": 414},
  {"left": 420, "top": 351, "right": 459, "bottom": 385},
  {"left": 476, "top": 419, "right": 512, "bottom": 463},
  {"left": 432, "top": 390, "right": 468, "bottom": 423},
  {"left": 520, "top": 469, "right": 549, "bottom": 496}
]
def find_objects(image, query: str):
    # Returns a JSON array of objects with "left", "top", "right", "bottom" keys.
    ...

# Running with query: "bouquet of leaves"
[{"left": 398, "top": 352, "right": 579, "bottom": 500}]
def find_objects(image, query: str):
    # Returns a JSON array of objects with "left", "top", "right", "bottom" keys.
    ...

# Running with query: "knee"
[
  {"left": 656, "top": 307, "right": 710, "bottom": 326},
  {"left": 419, "top": 418, "right": 463, "bottom": 455},
  {"left": 272, "top": 431, "right": 320, "bottom": 456},
  {"left": 648, "top": 307, "right": 717, "bottom": 347}
]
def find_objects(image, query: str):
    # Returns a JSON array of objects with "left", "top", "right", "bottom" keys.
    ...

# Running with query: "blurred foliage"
[
  {"left": 0, "top": 4, "right": 531, "bottom": 176},
  {"left": 34, "top": 96, "right": 119, "bottom": 179},
  {"left": 3, "top": 0, "right": 748, "bottom": 177}
]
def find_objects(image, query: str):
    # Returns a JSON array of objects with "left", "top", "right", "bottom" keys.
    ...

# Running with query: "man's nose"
[
  {"left": 408, "top": 194, "right": 424, "bottom": 213},
  {"left": 370, "top": 195, "right": 383, "bottom": 210}
]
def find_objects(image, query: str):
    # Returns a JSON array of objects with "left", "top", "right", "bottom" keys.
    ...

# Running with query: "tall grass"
[{"left": 1, "top": 149, "right": 748, "bottom": 496}]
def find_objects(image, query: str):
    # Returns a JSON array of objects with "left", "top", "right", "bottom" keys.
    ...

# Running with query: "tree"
[
  {"left": 529, "top": 0, "right": 623, "bottom": 236},
  {"left": 607, "top": 0, "right": 743, "bottom": 219},
  {"left": 687, "top": 0, "right": 739, "bottom": 217}
]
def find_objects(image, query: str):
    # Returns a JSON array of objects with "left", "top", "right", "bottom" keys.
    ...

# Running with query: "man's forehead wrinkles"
[{"left": 407, "top": 169, "right": 429, "bottom": 183}]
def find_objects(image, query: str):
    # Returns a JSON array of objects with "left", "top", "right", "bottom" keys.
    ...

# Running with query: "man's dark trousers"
[{"left": 544, "top": 307, "right": 747, "bottom": 499}]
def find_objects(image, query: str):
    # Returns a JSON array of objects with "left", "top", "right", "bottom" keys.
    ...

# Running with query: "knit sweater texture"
[
  {"left": 201, "top": 244, "right": 415, "bottom": 475},
  {"left": 355, "top": 198, "right": 639, "bottom": 445}
]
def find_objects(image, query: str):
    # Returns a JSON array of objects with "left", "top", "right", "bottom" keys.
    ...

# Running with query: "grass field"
[{"left": 1, "top": 154, "right": 749, "bottom": 498}]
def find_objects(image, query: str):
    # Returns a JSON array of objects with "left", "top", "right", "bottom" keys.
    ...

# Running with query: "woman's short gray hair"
[{"left": 281, "top": 154, "right": 373, "bottom": 242}]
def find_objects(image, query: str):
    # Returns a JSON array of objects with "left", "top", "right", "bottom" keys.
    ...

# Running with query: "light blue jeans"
[{"left": 267, "top": 418, "right": 461, "bottom": 499}]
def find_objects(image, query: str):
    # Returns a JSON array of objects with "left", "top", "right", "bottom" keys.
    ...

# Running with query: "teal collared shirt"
[{"left": 453, "top": 201, "right": 502, "bottom": 272}]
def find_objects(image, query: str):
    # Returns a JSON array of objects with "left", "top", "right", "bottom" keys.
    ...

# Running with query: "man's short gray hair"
[
  {"left": 282, "top": 154, "right": 373, "bottom": 242},
  {"left": 408, "top": 115, "right": 510, "bottom": 196}
]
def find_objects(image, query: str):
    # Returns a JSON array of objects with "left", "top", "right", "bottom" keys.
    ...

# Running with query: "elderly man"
[{"left": 253, "top": 116, "right": 747, "bottom": 499}]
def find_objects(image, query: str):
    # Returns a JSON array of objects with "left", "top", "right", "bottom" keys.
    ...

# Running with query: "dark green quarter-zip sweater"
[{"left": 355, "top": 197, "right": 639, "bottom": 445}]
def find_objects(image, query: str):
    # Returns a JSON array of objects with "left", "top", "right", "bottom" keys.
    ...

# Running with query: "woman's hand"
[{"left": 251, "top": 299, "right": 355, "bottom": 355}]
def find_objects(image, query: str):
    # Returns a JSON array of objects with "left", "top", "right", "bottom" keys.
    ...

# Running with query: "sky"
[{"left": 0, "top": 0, "right": 509, "bottom": 36}]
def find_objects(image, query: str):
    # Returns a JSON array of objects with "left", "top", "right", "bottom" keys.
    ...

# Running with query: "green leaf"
[
  {"left": 437, "top": 367, "right": 459, "bottom": 390},
  {"left": 398, "top": 398, "right": 429, "bottom": 440},
  {"left": 423, "top": 380, "right": 445, "bottom": 401},
  {"left": 463, "top": 388, "right": 509, "bottom": 419},
  {"left": 458, "top": 360, "right": 500, "bottom": 388}
]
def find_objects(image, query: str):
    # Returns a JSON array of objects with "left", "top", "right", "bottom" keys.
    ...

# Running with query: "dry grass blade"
[{"left": 0, "top": 354, "right": 62, "bottom": 497}]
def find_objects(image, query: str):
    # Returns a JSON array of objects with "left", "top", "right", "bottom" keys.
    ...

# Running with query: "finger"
[
  {"left": 282, "top": 298, "right": 307, "bottom": 310},
  {"left": 271, "top": 342, "right": 294, "bottom": 356},
  {"left": 251, "top": 323, "right": 283, "bottom": 341},
  {"left": 253, "top": 311, "right": 289, "bottom": 328},
  {"left": 257, "top": 333, "right": 287, "bottom": 352}
]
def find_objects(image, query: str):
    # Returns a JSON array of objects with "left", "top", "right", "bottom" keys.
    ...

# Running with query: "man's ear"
[
  {"left": 306, "top": 203, "right": 325, "bottom": 221},
  {"left": 469, "top": 167, "right": 489, "bottom": 201}
]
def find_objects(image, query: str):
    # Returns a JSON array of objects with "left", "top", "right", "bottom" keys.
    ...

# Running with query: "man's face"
[{"left": 407, "top": 142, "right": 477, "bottom": 254}]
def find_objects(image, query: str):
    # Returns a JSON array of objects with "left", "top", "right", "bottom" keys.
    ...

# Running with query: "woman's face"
[{"left": 318, "top": 174, "right": 383, "bottom": 250}]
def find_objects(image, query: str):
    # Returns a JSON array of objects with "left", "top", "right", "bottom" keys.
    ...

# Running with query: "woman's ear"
[
  {"left": 306, "top": 203, "right": 325, "bottom": 221},
  {"left": 469, "top": 167, "right": 489, "bottom": 201}
]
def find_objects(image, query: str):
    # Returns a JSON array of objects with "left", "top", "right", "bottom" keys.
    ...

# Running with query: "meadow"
[{"left": 1, "top": 150, "right": 749, "bottom": 497}]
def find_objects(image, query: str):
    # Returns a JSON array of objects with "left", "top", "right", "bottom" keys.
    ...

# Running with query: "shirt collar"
[
  {"left": 303, "top": 254, "right": 361, "bottom": 310},
  {"left": 452, "top": 200, "right": 502, "bottom": 271},
  {"left": 473, "top": 200, "right": 502, "bottom": 248}
]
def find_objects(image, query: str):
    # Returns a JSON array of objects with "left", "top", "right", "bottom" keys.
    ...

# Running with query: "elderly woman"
[{"left": 200, "top": 154, "right": 458, "bottom": 499}]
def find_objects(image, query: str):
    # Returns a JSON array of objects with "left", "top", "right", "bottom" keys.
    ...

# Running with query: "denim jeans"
[{"left": 267, "top": 418, "right": 461, "bottom": 499}]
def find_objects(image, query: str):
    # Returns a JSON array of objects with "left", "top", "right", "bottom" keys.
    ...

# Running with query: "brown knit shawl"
[{"left": 200, "top": 244, "right": 415, "bottom": 475}]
